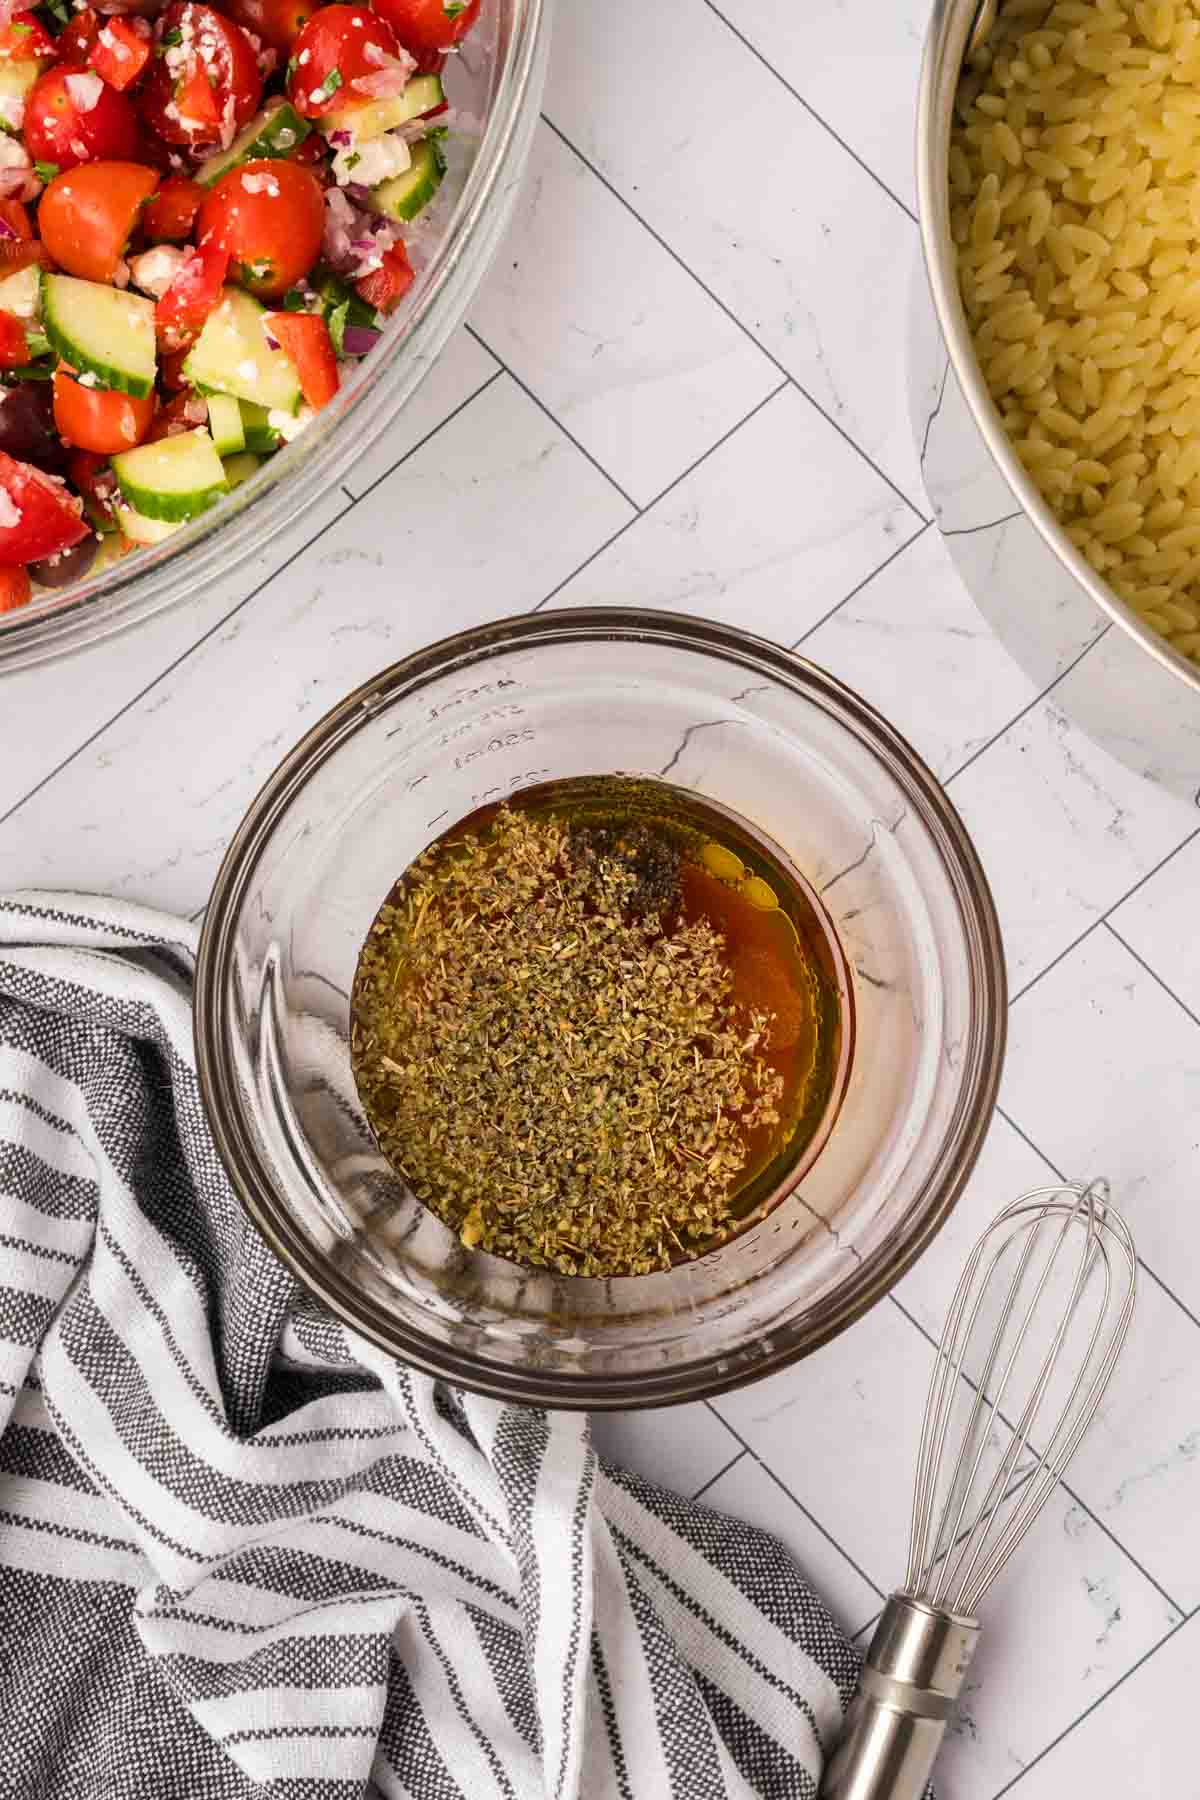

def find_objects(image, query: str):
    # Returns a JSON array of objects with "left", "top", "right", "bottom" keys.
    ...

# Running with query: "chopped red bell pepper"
[
  {"left": 0, "top": 452, "right": 89, "bottom": 566},
  {"left": 155, "top": 234, "right": 229, "bottom": 350},
  {"left": 0, "top": 10, "right": 58, "bottom": 60},
  {"left": 176, "top": 60, "right": 219, "bottom": 129},
  {"left": 0, "top": 565, "right": 31, "bottom": 611},
  {"left": 354, "top": 241, "right": 413, "bottom": 316},
  {"left": 267, "top": 309, "right": 337, "bottom": 408},
  {"left": 91, "top": 17, "right": 152, "bottom": 92},
  {"left": 0, "top": 308, "right": 29, "bottom": 368}
]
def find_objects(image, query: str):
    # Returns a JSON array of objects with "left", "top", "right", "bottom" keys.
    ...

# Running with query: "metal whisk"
[{"left": 821, "top": 1182, "right": 1136, "bottom": 1800}]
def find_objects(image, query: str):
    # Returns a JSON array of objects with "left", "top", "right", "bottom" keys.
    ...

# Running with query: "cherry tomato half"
[
  {"left": 0, "top": 451, "right": 89, "bottom": 565},
  {"left": 139, "top": 3, "right": 262, "bottom": 148},
  {"left": 368, "top": 0, "right": 479, "bottom": 55},
  {"left": 39, "top": 160, "right": 158, "bottom": 282},
  {"left": 0, "top": 11, "right": 58, "bottom": 61},
  {"left": 53, "top": 364, "right": 155, "bottom": 454},
  {"left": 225, "top": 0, "right": 317, "bottom": 54},
  {"left": 141, "top": 172, "right": 203, "bottom": 241},
  {"left": 24, "top": 67, "right": 138, "bottom": 172},
  {"left": 285, "top": 4, "right": 403, "bottom": 118},
  {"left": 197, "top": 158, "right": 323, "bottom": 297}
]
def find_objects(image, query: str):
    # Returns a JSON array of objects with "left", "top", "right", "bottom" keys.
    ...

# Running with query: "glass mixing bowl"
[
  {"left": 195, "top": 609, "right": 1007, "bottom": 1408},
  {"left": 0, "top": 0, "right": 549, "bottom": 673}
]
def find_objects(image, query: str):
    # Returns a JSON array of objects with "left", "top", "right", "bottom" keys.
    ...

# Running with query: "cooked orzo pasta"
[{"left": 952, "top": 0, "right": 1200, "bottom": 664}]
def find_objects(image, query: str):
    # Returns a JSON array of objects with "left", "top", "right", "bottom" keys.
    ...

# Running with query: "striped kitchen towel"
[{"left": 0, "top": 892, "right": 860, "bottom": 1800}]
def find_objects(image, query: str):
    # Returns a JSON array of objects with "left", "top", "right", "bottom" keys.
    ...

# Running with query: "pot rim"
[{"left": 916, "top": 0, "right": 1200, "bottom": 699}]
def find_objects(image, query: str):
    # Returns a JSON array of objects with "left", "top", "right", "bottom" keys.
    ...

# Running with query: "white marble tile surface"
[
  {"left": 550, "top": 383, "right": 918, "bottom": 637},
  {"left": 6, "top": 0, "right": 1200, "bottom": 1791}
]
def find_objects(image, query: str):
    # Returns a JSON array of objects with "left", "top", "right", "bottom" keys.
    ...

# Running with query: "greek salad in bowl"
[{"left": 0, "top": 0, "right": 478, "bottom": 608}]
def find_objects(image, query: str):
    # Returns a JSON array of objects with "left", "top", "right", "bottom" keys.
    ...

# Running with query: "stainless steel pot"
[{"left": 914, "top": 0, "right": 1200, "bottom": 800}]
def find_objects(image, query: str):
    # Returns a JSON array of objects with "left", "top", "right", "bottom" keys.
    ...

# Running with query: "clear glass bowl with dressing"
[
  {"left": 195, "top": 608, "right": 1007, "bottom": 1408},
  {"left": 0, "top": 0, "right": 550, "bottom": 672}
]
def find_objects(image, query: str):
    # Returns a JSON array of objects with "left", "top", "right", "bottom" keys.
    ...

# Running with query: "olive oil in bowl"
[{"left": 351, "top": 776, "right": 853, "bottom": 1278}]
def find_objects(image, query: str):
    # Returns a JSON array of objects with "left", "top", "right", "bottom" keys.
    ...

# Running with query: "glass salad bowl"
[
  {"left": 195, "top": 608, "right": 1007, "bottom": 1409},
  {"left": 0, "top": 0, "right": 549, "bottom": 673}
]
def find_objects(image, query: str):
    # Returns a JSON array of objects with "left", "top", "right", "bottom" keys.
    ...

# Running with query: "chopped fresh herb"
[
  {"left": 281, "top": 286, "right": 308, "bottom": 312},
  {"left": 9, "top": 23, "right": 32, "bottom": 35},
  {"left": 285, "top": 52, "right": 298, "bottom": 81},
  {"left": 33, "top": 160, "right": 58, "bottom": 184},
  {"left": 4, "top": 363, "right": 52, "bottom": 382},
  {"left": 344, "top": 150, "right": 360, "bottom": 172},
  {"left": 315, "top": 66, "right": 341, "bottom": 100},
  {"left": 38, "top": 0, "right": 69, "bottom": 33},
  {"left": 351, "top": 803, "right": 786, "bottom": 1278},
  {"left": 23, "top": 330, "right": 51, "bottom": 359},
  {"left": 444, "top": 1, "right": 467, "bottom": 16},
  {"left": 161, "top": 26, "right": 182, "bottom": 44}
]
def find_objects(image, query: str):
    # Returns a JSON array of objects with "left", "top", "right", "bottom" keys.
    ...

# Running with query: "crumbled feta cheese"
[
  {"left": 266, "top": 404, "right": 314, "bottom": 442},
  {"left": 0, "top": 490, "right": 20, "bottom": 530},
  {"left": 0, "top": 93, "right": 25, "bottom": 133},
  {"left": 240, "top": 170, "right": 280, "bottom": 196},
  {"left": 99, "top": 28, "right": 132, "bottom": 60},
  {"left": 64, "top": 71, "right": 103, "bottom": 112},
  {"left": 236, "top": 358, "right": 258, "bottom": 381},
  {"left": 76, "top": 370, "right": 99, "bottom": 388},
  {"left": 128, "top": 244, "right": 188, "bottom": 298},
  {"left": 332, "top": 127, "right": 411, "bottom": 188},
  {"left": 69, "top": 138, "right": 88, "bottom": 159},
  {"left": 0, "top": 135, "right": 30, "bottom": 172},
  {"left": 297, "top": 46, "right": 309, "bottom": 63}
]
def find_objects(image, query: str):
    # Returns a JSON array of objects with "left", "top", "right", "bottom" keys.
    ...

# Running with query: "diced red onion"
[
  {"left": 341, "top": 325, "right": 381, "bottom": 356},
  {"left": 351, "top": 65, "right": 411, "bottom": 99},
  {"left": 329, "top": 128, "right": 352, "bottom": 148},
  {"left": 343, "top": 181, "right": 371, "bottom": 205}
]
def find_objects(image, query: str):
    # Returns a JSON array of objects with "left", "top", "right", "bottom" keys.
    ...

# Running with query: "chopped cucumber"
[
  {"left": 195, "top": 100, "right": 311, "bottom": 186},
  {"left": 222, "top": 451, "right": 260, "bottom": 489},
  {"left": 182, "top": 287, "right": 301, "bottom": 414},
  {"left": 117, "top": 504, "right": 182, "bottom": 546},
  {"left": 318, "top": 71, "right": 443, "bottom": 145},
  {"left": 0, "top": 59, "right": 46, "bottom": 134},
  {"left": 41, "top": 273, "right": 156, "bottom": 398},
  {"left": 238, "top": 398, "right": 282, "bottom": 455},
  {"left": 112, "top": 429, "right": 228, "bottom": 522},
  {"left": 369, "top": 135, "right": 445, "bottom": 224},
  {"left": 0, "top": 264, "right": 40, "bottom": 322},
  {"left": 206, "top": 391, "right": 245, "bottom": 456}
]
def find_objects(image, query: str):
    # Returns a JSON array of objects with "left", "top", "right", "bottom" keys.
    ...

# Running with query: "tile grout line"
[
  {"left": 792, "top": 518, "right": 933, "bottom": 648},
  {"left": 344, "top": 364, "right": 505, "bottom": 504},
  {"left": 944, "top": 623, "right": 1112, "bottom": 790},
  {"left": 700, "top": 0, "right": 920, "bottom": 226},
  {"left": 0, "top": 367, "right": 508, "bottom": 831},
  {"left": 463, "top": 323, "right": 641, "bottom": 513},
  {"left": 995, "top": 1104, "right": 1200, "bottom": 1333},
  {"left": 1104, "top": 916, "right": 1200, "bottom": 1033},
  {"left": 886, "top": 1289, "right": 1188, "bottom": 1619},
  {"left": 538, "top": 112, "right": 931, "bottom": 526},
  {"left": 1005, "top": 815, "right": 1200, "bottom": 1012},
  {"left": 690, "top": 1449, "right": 747, "bottom": 1503},
  {"left": 703, "top": 1399, "right": 889, "bottom": 1604},
  {"left": 532, "top": 377, "right": 790, "bottom": 613},
  {"left": 993, "top": 1605, "right": 1197, "bottom": 1799}
]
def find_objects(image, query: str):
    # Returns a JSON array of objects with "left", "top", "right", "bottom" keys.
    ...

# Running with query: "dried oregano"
[{"left": 351, "top": 804, "right": 783, "bottom": 1277}]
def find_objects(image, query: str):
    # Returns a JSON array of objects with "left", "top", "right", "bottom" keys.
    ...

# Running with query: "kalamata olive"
[
  {"left": 28, "top": 533, "right": 100, "bottom": 588},
  {"left": 0, "top": 382, "right": 67, "bottom": 472}
]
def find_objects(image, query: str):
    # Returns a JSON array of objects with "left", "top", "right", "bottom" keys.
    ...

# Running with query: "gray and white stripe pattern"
[{"left": 0, "top": 894, "right": 858, "bottom": 1800}]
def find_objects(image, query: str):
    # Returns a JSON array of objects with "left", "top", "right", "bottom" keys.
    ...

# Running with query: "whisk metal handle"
[{"left": 820, "top": 1595, "right": 979, "bottom": 1800}]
